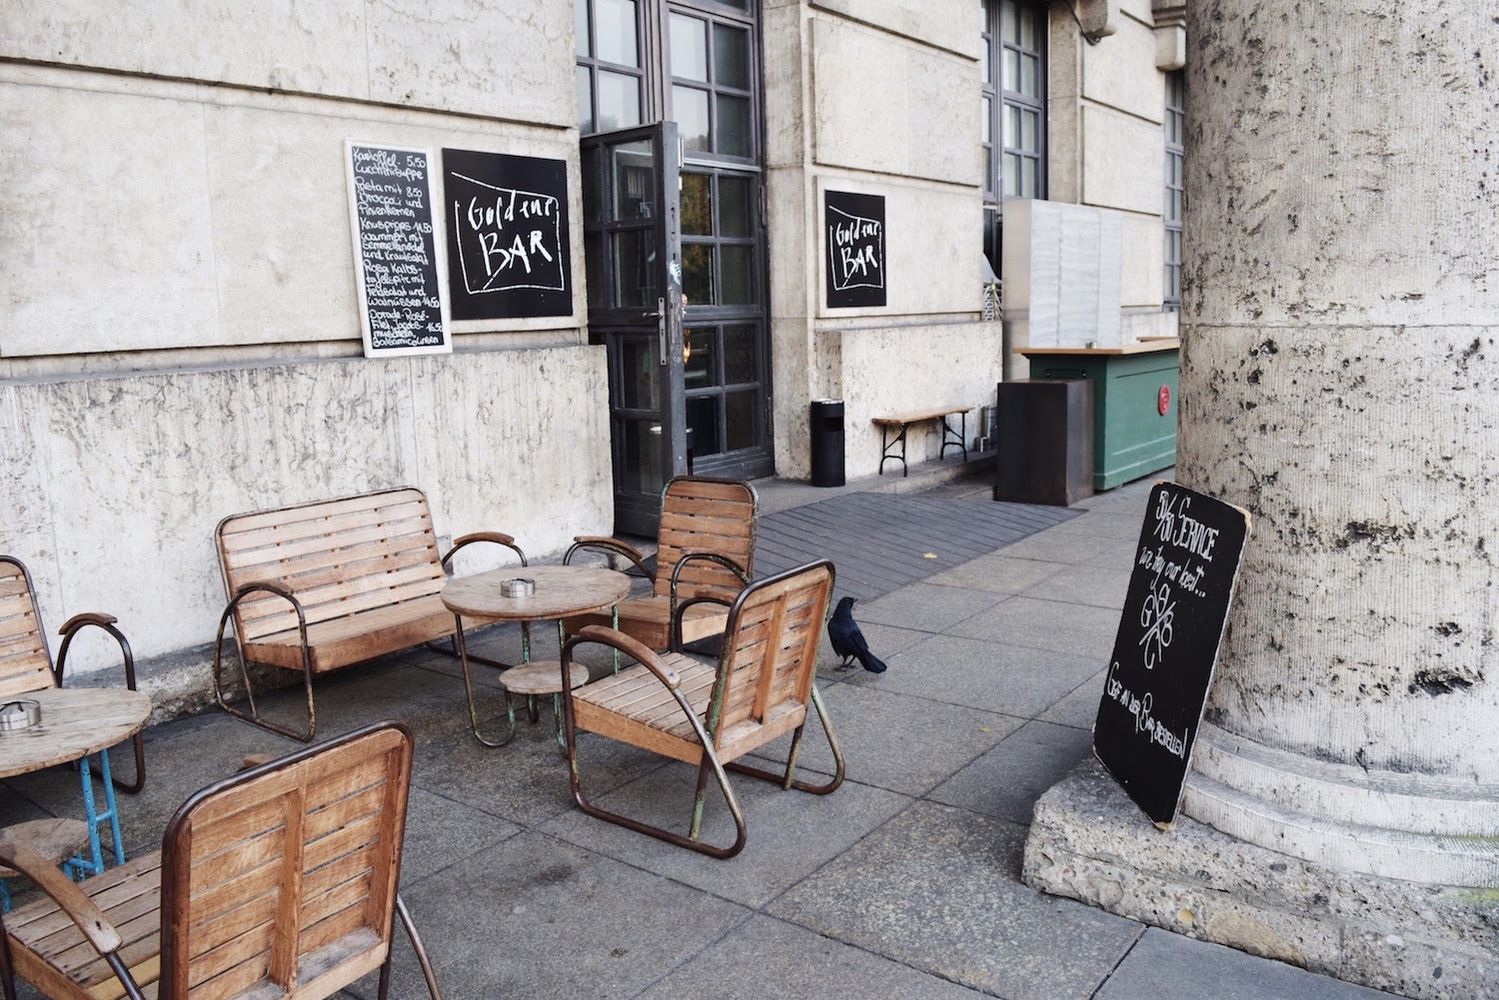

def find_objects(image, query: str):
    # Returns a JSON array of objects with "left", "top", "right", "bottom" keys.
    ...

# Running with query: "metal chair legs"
[
  {"left": 211, "top": 597, "right": 316, "bottom": 743},
  {"left": 453, "top": 615, "right": 517, "bottom": 748},
  {"left": 724, "top": 685, "right": 846, "bottom": 795}
]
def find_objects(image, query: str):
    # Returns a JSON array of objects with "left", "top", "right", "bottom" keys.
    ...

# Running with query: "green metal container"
[{"left": 1020, "top": 342, "right": 1179, "bottom": 491}]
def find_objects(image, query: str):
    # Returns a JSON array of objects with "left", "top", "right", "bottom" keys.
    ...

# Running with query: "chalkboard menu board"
[
  {"left": 344, "top": 142, "right": 450, "bottom": 357},
  {"left": 442, "top": 148, "right": 572, "bottom": 320},
  {"left": 825, "top": 190, "right": 886, "bottom": 308},
  {"left": 1093, "top": 482, "right": 1251, "bottom": 828}
]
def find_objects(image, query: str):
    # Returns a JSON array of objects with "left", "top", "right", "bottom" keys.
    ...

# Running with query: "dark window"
[
  {"left": 983, "top": 0, "right": 1047, "bottom": 272},
  {"left": 576, "top": 0, "right": 648, "bottom": 134},
  {"left": 665, "top": 8, "right": 757, "bottom": 162},
  {"left": 1164, "top": 70, "right": 1184, "bottom": 309}
]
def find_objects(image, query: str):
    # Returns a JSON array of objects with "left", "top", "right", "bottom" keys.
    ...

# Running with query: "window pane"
[
  {"left": 723, "top": 325, "right": 755, "bottom": 384},
  {"left": 1020, "top": 53, "right": 1039, "bottom": 98},
  {"left": 1002, "top": 1, "right": 1019, "bottom": 43},
  {"left": 714, "top": 23, "right": 750, "bottom": 90},
  {"left": 598, "top": 70, "right": 641, "bottom": 130},
  {"left": 686, "top": 396, "right": 721, "bottom": 458},
  {"left": 718, "top": 175, "right": 752, "bottom": 236},
  {"left": 684, "top": 328, "right": 715, "bottom": 388},
  {"left": 674, "top": 85, "right": 710, "bottom": 152},
  {"left": 610, "top": 140, "right": 653, "bottom": 222},
  {"left": 682, "top": 243, "right": 713, "bottom": 305},
  {"left": 725, "top": 390, "right": 756, "bottom": 452},
  {"left": 720, "top": 245, "right": 753, "bottom": 304},
  {"left": 585, "top": 232, "right": 603, "bottom": 307},
  {"left": 716, "top": 94, "right": 752, "bottom": 157},
  {"left": 982, "top": 41, "right": 991, "bottom": 84},
  {"left": 1021, "top": 108, "right": 1039, "bottom": 152},
  {"left": 575, "top": 0, "right": 590, "bottom": 57},
  {"left": 1021, "top": 157, "right": 1037, "bottom": 197},
  {"left": 1003, "top": 49, "right": 1019, "bottom": 91},
  {"left": 576, "top": 66, "right": 594, "bottom": 133},
  {"left": 619, "top": 337, "right": 659, "bottom": 409},
  {"left": 612, "top": 229, "right": 657, "bottom": 307},
  {"left": 670, "top": 13, "right": 708, "bottom": 81},
  {"left": 982, "top": 96, "right": 992, "bottom": 142},
  {"left": 596, "top": 0, "right": 638, "bottom": 66},
  {"left": 983, "top": 146, "right": 993, "bottom": 195},
  {"left": 620, "top": 419, "right": 665, "bottom": 493},
  {"left": 1004, "top": 104, "right": 1019, "bottom": 148},
  {"left": 1020, "top": 4, "right": 1037, "bottom": 48},
  {"left": 1003, "top": 153, "right": 1018, "bottom": 195},
  {"left": 682, "top": 172, "right": 712, "bottom": 235}
]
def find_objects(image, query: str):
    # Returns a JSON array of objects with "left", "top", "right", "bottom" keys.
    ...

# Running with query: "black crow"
[{"left": 828, "top": 596, "right": 887, "bottom": 673}]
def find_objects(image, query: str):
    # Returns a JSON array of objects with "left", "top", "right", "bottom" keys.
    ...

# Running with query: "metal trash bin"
[
  {"left": 994, "top": 379, "right": 1095, "bottom": 506},
  {"left": 810, "top": 399, "right": 846, "bottom": 487}
]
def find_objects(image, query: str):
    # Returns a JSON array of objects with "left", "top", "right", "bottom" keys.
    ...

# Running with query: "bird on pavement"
[{"left": 828, "top": 596, "right": 887, "bottom": 673}]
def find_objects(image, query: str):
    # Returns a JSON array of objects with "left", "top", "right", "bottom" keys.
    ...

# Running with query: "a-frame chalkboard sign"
[{"left": 1093, "top": 481, "right": 1251, "bottom": 828}]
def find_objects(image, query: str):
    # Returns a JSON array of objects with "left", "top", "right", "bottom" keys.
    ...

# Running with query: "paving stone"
[
  {"left": 928, "top": 720, "right": 1096, "bottom": 826},
  {"left": 768, "top": 800, "right": 1144, "bottom": 999},
  {"left": 411, "top": 717, "right": 668, "bottom": 828},
  {"left": 852, "top": 583, "right": 1007, "bottom": 634},
  {"left": 949, "top": 595, "right": 1118, "bottom": 661},
  {"left": 1043, "top": 510, "right": 1148, "bottom": 540},
  {"left": 816, "top": 620, "right": 930, "bottom": 681},
  {"left": 1039, "top": 670, "right": 1107, "bottom": 730},
  {"left": 540, "top": 760, "right": 910, "bottom": 907},
  {"left": 1097, "top": 928, "right": 1402, "bottom": 999},
  {"left": 400, "top": 785, "right": 521, "bottom": 883},
  {"left": 1081, "top": 535, "right": 1145, "bottom": 570},
  {"left": 1022, "top": 562, "right": 1134, "bottom": 609},
  {"left": 994, "top": 529, "right": 1106, "bottom": 565},
  {"left": 638, "top": 914, "right": 983, "bottom": 999},
  {"left": 924, "top": 552, "right": 1069, "bottom": 594},
  {"left": 345, "top": 832, "right": 748, "bottom": 1000},
  {"left": 843, "top": 633, "right": 1098, "bottom": 718},
  {"left": 752, "top": 684, "right": 1018, "bottom": 797}
]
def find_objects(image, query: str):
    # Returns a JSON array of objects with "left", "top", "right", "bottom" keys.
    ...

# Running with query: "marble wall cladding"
[
  {"left": 809, "top": 0, "right": 981, "bottom": 59},
  {"left": 0, "top": 345, "right": 609, "bottom": 673}
]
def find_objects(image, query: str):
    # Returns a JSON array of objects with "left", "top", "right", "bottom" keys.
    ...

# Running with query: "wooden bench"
[
  {"left": 0, "top": 722, "right": 441, "bottom": 1000},
  {"left": 872, "top": 405, "right": 971, "bottom": 477},
  {"left": 213, "top": 487, "right": 523, "bottom": 741}
]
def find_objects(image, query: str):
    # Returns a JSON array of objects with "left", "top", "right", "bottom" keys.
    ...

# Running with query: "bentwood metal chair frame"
[
  {"left": 562, "top": 476, "right": 758, "bottom": 653},
  {"left": 0, "top": 556, "right": 145, "bottom": 795},
  {"left": 0, "top": 722, "right": 441, "bottom": 1000},
  {"left": 560, "top": 560, "right": 844, "bottom": 859}
]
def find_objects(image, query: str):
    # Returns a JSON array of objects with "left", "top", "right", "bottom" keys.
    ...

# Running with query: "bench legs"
[
  {"left": 211, "top": 595, "right": 317, "bottom": 743},
  {"left": 879, "top": 423, "right": 910, "bottom": 477},
  {"left": 938, "top": 410, "right": 969, "bottom": 464}
]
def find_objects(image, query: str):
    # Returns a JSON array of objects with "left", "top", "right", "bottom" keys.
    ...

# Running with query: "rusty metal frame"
[
  {"left": 426, "top": 533, "right": 530, "bottom": 672},
  {"left": 211, "top": 581, "right": 317, "bottom": 743}
]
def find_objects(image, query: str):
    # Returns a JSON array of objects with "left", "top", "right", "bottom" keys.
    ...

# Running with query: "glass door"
[{"left": 582, "top": 121, "right": 687, "bottom": 536}]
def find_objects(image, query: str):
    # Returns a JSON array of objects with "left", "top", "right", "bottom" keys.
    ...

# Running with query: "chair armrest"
[
  {"left": 668, "top": 595, "right": 734, "bottom": 654},
  {"left": 565, "top": 536, "right": 651, "bottom": 577},
  {"left": 54, "top": 613, "right": 136, "bottom": 691},
  {"left": 564, "top": 625, "right": 680, "bottom": 689},
  {"left": 442, "top": 532, "right": 527, "bottom": 572},
  {"left": 0, "top": 840, "right": 122, "bottom": 955}
]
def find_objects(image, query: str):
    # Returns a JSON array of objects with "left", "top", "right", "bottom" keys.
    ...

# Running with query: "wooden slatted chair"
[
  {"left": 0, "top": 556, "right": 145, "bottom": 793},
  {"left": 0, "top": 722, "right": 442, "bottom": 1000},
  {"left": 214, "top": 487, "right": 524, "bottom": 741},
  {"left": 560, "top": 560, "right": 844, "bottom": 858},
  {"left": 562, "top": 477, "right": 757, "bottom": 652}
]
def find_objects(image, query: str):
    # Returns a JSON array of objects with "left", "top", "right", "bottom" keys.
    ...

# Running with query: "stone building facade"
[{"left": 0, "top": 1, "right": 1184, "bottom": 685}]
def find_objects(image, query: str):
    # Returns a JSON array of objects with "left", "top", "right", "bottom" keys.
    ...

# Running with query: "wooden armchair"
[
  {"left": 0, "top": 556, "right": 145, "bottom": 793},
  {"left": 562, "top": 477, "right": 757, "bottom": 652},
  {"left": 560, "top": 561, "right": 844, "bottom": 858},
  {"left": 0, "top": 722, "right": 441, "bottom": 1000}
]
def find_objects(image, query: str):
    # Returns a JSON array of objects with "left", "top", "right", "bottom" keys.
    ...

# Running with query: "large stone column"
[
  {"left": 1023, "top": 3, "right": 1499, "bottom": 996},
  {"left": 1177, "top": 0, "right": 1499, "bottom": 884}
]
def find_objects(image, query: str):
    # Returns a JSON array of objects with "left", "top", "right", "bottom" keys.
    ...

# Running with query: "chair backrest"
[
  {"left": 0, "top": 557, "right": 54, "bottom": 698},
  {"left": 159, "top": 723, "right": 413, "bottom": 999},
  {"left": 710, "top": 561, "right": 834, "bottom": 746},
  {"left": 216, "top": 488, "right": 444, "bottom": 642},
  {"left": 652, "top": 477, "right": 757, "bottom": 603}
]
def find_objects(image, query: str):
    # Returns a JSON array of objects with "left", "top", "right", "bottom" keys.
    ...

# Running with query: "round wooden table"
[
  {"left": 0, "top": 687, "right": 151, "bottom": 879},
  {"left": 442, "top": 566, "right": 630, "bottom": 748}
]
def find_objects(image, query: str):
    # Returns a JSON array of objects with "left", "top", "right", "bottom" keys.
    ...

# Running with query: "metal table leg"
[
  {"left": 65, "top": 749, "right": 126, "bottom": 879},
  {"left": 455, "top": 614, "right": 517, "bottom": 748}
]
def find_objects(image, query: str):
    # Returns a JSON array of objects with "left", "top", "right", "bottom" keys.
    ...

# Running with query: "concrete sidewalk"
[{"left": 0, "top": 474, "right": 1398, "bottom": 999}]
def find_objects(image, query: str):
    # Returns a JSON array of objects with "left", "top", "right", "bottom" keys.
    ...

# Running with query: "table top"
[
  {"left": 0, "top": 687, "right": 152, "bottom": 780},
  {"left": 442, "top": 565, "right": 632, "bottom": 621},
  {"left": 1017, "top": 339, "right": 1180, "bottom": 357}
]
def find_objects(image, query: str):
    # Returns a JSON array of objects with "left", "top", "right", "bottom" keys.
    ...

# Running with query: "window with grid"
[
  {"left": 666, "top": 6, "right": 756, "bottom": 161},
  {"left": 1164, "top": 70, "right": 1185, "bottom": 308},
  {"left": 576, "top": 0, "right": 647, "bottom": 135},
  {"left": 982, "top": 0, "right": 1047, "bottom": 271}
]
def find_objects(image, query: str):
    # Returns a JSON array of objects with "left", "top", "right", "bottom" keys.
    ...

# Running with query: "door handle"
[{"left": 655, "top": 296, "right": 667, "bottom": 367}]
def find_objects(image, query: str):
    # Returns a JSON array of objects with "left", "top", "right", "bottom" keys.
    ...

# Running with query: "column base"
[{"left": 1022, "top": 758, "right": 1499, "bottom": 1000}]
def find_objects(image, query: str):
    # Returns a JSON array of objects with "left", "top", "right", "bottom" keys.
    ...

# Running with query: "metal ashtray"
[
  {"left": 0, "top": 699, "right": 41, "bottom": 733},
  {"left": 499, "top": 577, "right": 536, "bottom": 599}
]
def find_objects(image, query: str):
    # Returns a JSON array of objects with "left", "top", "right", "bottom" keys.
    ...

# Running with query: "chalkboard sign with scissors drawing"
[
  {"left": 344, "top": 141, "right": 451, "bottom": 358},
  {"left": 441, "top": 148, "right": 572, "bottom": 321},
  {"left": 1093, "top": 481, "right": 1251, "bottom": 828},
  {"left": 824, "top": 190, "right": 886, "bottom": 308}
]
